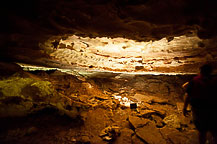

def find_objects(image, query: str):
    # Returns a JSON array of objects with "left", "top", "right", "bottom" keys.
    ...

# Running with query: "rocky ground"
[{"left": 0, "top": 68, "right": 201, "bottom": 144}]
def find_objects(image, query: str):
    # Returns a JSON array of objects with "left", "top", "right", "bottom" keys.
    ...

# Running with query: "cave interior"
[{"left": 1, "top": 0, "right": 217, "bottom": 143}]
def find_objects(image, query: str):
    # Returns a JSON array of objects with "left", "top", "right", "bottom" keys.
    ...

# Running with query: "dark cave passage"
[{"left": 1, "top": 0, "right": 217, "bottom": 143}]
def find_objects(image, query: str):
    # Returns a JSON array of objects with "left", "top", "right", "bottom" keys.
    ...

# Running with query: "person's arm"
[
  {"left": 182, "top": 81, "right": 193, "bottom": 116},
  {"left": 183, "top": 93, "right": 190, "bottom": 116}
]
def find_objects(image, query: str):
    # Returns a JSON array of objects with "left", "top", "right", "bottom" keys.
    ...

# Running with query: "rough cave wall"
[
  {"left": 3, "top": 0, "right": 217, "bottom": 39},
  {"left": 45, "top": 34, "right": 217, "bottom": 73},
  {"left": 91, "top": 74, "right": 194, "bottom": 103},
  {"left": 1, "top": 0, "right": 217, "bottom": 73}
]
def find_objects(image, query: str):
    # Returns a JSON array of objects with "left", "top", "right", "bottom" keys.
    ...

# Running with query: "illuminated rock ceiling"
[
  {"left": 1, "top": 0, "right": 217, "bottom": 74},
  {"left": 38, "top": 33, "right": 216, "bottom": 74}
]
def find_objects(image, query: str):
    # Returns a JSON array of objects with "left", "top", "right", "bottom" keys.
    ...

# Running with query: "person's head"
[{"left": 200, "top": 64, "right": 213, "bottom": 76}]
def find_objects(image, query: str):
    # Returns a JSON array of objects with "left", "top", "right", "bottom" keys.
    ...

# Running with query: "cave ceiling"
[{"left": 1, "top": 0, "right": 217, "bottom": 74}]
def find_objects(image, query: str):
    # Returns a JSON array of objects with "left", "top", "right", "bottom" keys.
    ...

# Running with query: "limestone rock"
[
  {"left": 135, "top": 66, "right": 144, "bottom": 70},
  {"left": 160, "top": 126, "right": 191, "bottom": 144},
  {"left": 133, "top": 93, "right": 169, "bottom": 104},
  {"left": 113, "top": 128, "right": 134, "bottom": 144},
  {"left": 139, "top": 110, "right": 156, "bottom": 118},
  {"left": 163, "top": 114, "right": 181, "bottom": 129},
  {"left": 152, "top": 115, "right": 164, "bottom": 128},
  {"left": 0, "top": 77, "right": 52, "bottom": 117},
  {"left": 136, "top": 122, "right": 167, "bottom": 144},
  {"left": 133, "top": 93, "right": 149, "bottom": 102},
  {"left": 128, "top": 115, "right": 150, "bottom": 129},
  {"left": 132, "top": 135, "right": 145, "bottom": 144},
  {"left": 100, "top": 126, "right": 120, "bottom": 141},
  {"left": 150, "top": 97, "right": 170, "bottom": 105},
  {"left": 0, "top": 76, "right": 79, "bottom": 118}
]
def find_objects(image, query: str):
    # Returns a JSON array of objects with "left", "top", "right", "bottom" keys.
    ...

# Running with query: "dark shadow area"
[{"left": 0, "top": 107, "right": 83, "bottom": 144}]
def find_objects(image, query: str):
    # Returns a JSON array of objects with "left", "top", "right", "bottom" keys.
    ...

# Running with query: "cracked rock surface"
[{"left": 0, "top": 67, "right": 200, "bottom": 144}]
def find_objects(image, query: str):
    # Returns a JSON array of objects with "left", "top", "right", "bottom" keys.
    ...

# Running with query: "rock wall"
[
  {"left": 91, "top": 74, "right": 194, "bottom": 103},
  {"left": 1, "top": 0, "right": 217, "bottom": 74}
]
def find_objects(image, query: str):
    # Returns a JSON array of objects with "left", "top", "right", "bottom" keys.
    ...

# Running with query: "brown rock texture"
[
  {"left": 1, "top": 0, "right": 217, "bottom": 74},
  {"left": 0, "top": 69, "right": 200, "bottom": 144},
  {"left": 136, "top": 122, "right": 167, "bottom": 144}
]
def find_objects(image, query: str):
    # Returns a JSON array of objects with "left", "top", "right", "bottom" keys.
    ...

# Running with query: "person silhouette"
[{"left": 183, "top": 64, "right": 217, "bottom": 144}]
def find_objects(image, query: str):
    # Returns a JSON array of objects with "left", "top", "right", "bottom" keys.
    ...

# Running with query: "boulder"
[
  {"left": 136, "top": 122, "right": 167, "bottom": 144},
  {"left": 163, "top": 114, "right": 181, "bottom": 129},
  {"left": 160, "top": 126, "right": 191, "bottom": 144},
  {"left": 139, "top": 110, "right": 156, "bottom": 118},
  {"left": 128, "top": 115, "right": 150, "bottom": 129},
  {"left": 0, "top": 76, "right": 79, "bottom": 118},
  {"left": 113, "top": 128, "right": 134, "bottom": 144},
  {"left": 99, "top": 126, "right": 120, "bottom": 141}
]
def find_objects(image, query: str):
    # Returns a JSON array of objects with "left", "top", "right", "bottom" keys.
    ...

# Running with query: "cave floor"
[
  {"left": 0, "top": 70, "right": 202, "bottom": 144},
  {"left": 0, "top": 106, "right": 199, "bottom": 144}
]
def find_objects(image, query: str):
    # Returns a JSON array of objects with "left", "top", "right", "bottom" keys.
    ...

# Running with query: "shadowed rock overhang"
[{"left": 1, "top": 0, "right": 217, "bottom": 74}]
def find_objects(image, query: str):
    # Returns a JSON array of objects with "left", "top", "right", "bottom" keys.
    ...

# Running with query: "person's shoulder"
[
  {"left": 193, "top": 75, "right": 201, "bottom": 82},
  {"left": 194, "top": 75, "right": 201, "bottom": 79}
]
